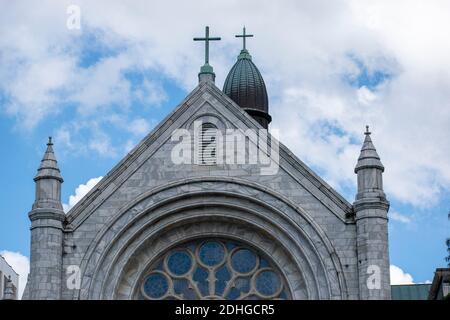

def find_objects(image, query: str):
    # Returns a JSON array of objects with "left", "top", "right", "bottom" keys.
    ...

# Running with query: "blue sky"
[{"left": 0, "top": 0, "right": 449, "bottom": 296}]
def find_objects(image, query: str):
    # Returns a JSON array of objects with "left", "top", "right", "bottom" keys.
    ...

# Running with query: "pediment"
[{"left": 66, "top": 81, "right": 352, "bottom": 228}]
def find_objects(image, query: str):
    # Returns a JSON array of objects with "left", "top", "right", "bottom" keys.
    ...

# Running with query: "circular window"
[
  {"left": 138, "top": 239, "right": 290, "bottom": 300},
  {"left": 166, "top": 250, "right": 193, "bottom": 276},
  {"left": 198, "top": 241, "right": 226, "bottom": 267},
  {"left": 142, "top": 272, "right": 170, "bottom": 299},
  {"left": 255, "top": 269, "right": 282, "bottom": 297},
  {"left": 231, "top": 248, "right": 258, "bottom": 275}
]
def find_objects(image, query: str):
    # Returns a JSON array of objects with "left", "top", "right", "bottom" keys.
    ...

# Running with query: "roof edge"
[
  {"left": 65, "top": 82, "right": 209, "bottom": 223},
  {"left": 65, "top": 81, "right": 353, "bottom": 226}
]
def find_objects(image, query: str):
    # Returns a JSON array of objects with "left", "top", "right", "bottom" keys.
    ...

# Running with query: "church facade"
[{"left": 23, "top": 27, "right": 391, "bottom": 300}]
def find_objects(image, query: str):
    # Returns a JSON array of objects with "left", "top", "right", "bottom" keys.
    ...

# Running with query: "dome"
[{"left": 223, "top": 50, "right": 271, "bottom": 128}]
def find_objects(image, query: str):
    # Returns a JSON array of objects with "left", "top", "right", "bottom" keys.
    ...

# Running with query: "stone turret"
[
  {"left": 354, "top": 126, "right": 390, "bottom": 299},
  {"left": 28, "top": 137, "right": 65, "bottom": 299}
]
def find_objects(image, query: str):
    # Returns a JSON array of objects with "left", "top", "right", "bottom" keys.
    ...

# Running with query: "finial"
[
  {"left": 236, "top": 26, "right": 253, "bottom": 51},
  {"left": 193, "top": 26, "right": 221, "bottom": 75},
  {"left": 34, "top": 135, "right": 63, "bottom": 183},
  {"left": 365, "top": 125, "right": 371, "bottom": 135}
]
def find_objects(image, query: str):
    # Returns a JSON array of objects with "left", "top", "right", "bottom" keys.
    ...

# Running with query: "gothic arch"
[{"left": 75, "top": 178, "right": 348, "bottom": 300}]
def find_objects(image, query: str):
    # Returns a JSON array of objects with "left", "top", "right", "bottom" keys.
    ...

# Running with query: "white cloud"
[
  {"left": 0, "top": 0, "right": 449, "bottom": 209},
  {"left": 0, "top": 251, "right": 30, "bottom": 299},
  {"left": 124, "top": 139, "right": 136, "bottom": 154},
  {"left": 135, "top": 79, "right": 168, "bottom": 106},
  {"left": 390, "top": 265, "right": 414, "bottom": 285},
  {"left": 63, "top": 176, "right": 103, "bottom": 212},
  {"left": 389, "top": 211, "right": 412, "bottom": 224},
  {"left": 105, "top": 115, "right": 152, "bottom": 137},
  {"left": 129, "top": 118, "right": 150, "bottom": 136},
  {"left": 53, "top": 116, "right": 155, "bottom": 158},
  {"left": 54, "top": 121, "right": 117, "bottom": 158},
  {"left": 87, "top": 127, "right": 117, "bottom": 158},
  {"left": 357, "top": 86, "right": 376, "bottom": 105}
]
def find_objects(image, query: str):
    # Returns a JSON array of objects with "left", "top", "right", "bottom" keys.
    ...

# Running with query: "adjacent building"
[
  {"left": 390, "top": 268, "right": 450, "bottom": 300},
  {"left": 0, "top": 254, "right": 19, "bottom": 300},
  {"left": 428, "top": 268, "right": 450, "bottom": 300},
  {"left": 391, "top": 284, "right": 432, "bottom": 300}
]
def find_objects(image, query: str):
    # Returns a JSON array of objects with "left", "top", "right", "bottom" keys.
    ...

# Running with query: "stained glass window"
[{"left": 138, "top": 239, "right": 291, "bottom": 300}]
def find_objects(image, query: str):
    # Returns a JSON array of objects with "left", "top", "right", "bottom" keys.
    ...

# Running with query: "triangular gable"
[{"left": 66, "top": 81, "right": 353, "bottom": 228}]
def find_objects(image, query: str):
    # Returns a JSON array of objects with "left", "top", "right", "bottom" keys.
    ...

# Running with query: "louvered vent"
[{"left": 199, "top": 123, "right": 217, "bottom": 165}]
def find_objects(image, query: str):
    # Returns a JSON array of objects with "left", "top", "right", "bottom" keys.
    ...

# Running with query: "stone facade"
[
  {"left": 23, "top": 77, "right": 390, "bottom": 300},
  {"left": 0, "top": 254, "right": 19, "bottom": 300}
]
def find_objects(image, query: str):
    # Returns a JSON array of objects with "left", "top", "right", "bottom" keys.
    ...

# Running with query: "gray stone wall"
[
  {"left": 28, "top": 210, "right": 64, "bottom": 299},
  {"left": 355, "top": 206, "right": 390, "bottom": 299},
  {"left": 25, "top": 82, "right": 389, "bottom": 300}
]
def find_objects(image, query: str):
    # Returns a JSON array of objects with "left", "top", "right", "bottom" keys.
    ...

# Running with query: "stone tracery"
[{"left": 138, "top": 238, "right": 291, "bottom": 300}]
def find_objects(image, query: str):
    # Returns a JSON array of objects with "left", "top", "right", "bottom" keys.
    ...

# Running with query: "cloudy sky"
[{"left": 0, "top": 0, "right": 449, "bottom": 298}]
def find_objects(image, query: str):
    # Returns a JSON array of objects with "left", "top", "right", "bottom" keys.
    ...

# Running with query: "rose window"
[{"left": 137, "top": 239, "right": 291, "bottom": 300}]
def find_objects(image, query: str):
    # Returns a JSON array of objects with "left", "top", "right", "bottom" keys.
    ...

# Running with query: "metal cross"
[
  {"left": 235, "top": 26, "right": 253, "bottom": 51},
  {"left": 193, "top": 26, "right": 221, "bottom": 65}
]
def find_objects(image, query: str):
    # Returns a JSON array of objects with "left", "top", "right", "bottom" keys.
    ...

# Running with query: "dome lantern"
[{"left": 223, "top": 27, "right": 271, "bottom": 128}]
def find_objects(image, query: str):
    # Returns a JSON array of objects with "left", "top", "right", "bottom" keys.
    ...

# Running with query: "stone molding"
[{"left": 71, "top": 179, "right": 349, "bottom": 300}]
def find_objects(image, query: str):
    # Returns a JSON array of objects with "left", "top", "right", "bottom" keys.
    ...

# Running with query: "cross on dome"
[{"left": 235, "top": 26, "right": 253, "bottom": 51}]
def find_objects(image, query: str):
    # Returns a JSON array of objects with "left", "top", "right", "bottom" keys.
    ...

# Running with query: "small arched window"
[{"left": 199, "top": 123, "right": 217, "bottom": 165}]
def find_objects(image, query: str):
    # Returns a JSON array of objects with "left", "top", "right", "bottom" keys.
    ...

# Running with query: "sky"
[{"left": 0, "top": 0, "right": 449, "bottom": 298}]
